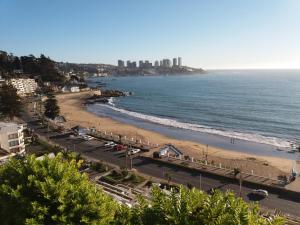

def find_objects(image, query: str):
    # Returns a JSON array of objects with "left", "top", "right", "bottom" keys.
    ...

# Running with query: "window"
[
  {"left": 8, "top": 133, "right": 19, "bottom": 139},
  {"left": 9, "top": 140, "right": 19, "bottom": 147}
]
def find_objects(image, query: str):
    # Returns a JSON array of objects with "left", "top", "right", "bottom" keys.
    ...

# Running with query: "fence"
[
  {"left": 88, "top": 129, "right": 160, "bottom": 150},
  {"left": 166, "top": 154, "right": 286, "bottom": 186}
]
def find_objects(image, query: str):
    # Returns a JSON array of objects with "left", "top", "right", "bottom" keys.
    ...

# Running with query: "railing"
[
  {"left": 166, "top": 155, "right": 286, "bottom": 186},
  {"left": 88, "top": 130, "right": 160, "bottom": 150}
]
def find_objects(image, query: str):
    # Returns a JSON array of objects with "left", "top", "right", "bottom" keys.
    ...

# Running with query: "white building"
[
  {"left": 178, "top": 57, "right": 182, "bottom": 67},
  {"left": 61, "top": 85, "right": 80, "bottom": 93},
  {"left": 0, "top": 122, "right": 25, "bottom": 154},
  {"left": 70, "top": 86, "right": 80, "bottom": 92},
  {"left": 10, "top": 78, "right": 38, "bottom": 96}
]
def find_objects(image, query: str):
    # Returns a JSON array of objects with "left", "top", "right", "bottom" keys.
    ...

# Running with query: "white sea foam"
[
  {"left": 107, "top": 97, "right": 115, "bottom": 106},
  {"left": 94, "top": 103, "right": 296, "bottom": 149}
]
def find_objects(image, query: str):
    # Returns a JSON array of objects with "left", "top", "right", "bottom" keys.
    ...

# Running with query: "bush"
[
  {"left": 125, "top": 173, "right": 145, "bottom": 184},
  {"left": 90, "top": 161, "right": 107, "bottom": 173},
  {"left": 0, "top": 153, "right": 117, "bottom": 224},
  {"left": 115, "top": 186, "right": 285, "bottom": 225},
  {"left": 234, "top": 167, "right": 241, "bottom": 177}
]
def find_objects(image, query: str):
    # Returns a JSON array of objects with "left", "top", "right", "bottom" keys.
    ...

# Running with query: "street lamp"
[{"left": 199, "top": 173, "right": 202, "bottom": 190}]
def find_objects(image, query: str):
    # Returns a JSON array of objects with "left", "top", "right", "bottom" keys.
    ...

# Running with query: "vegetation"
[
  {"left": 119, "top": 187, "right": 284, "bottom": 225},
  {"left": 90, "top": 161, "right": 109, "bottom": 173},
  {"left": 164, "top": 172, "right": 172, "bottom": 184},
  {"left": 44, "top": 94, "right": 60, "bottom": 119},
  {"left": 234, "top": 167, "right": 241, "bottom": 177},
  {"left": 0, "top": 154, "right": 285, "bottom": 225},
  {"left": 0, "top": 83, "right": 22, "bottom": 119},
  {"left": 0, "top": 154, "right": 116, "bottom": 225},
  {"left": 124, "top": 173, "right": 145, "bottom": 185},
  {"left": 0, "top": 51, "right": 64, "bottom": 82}
]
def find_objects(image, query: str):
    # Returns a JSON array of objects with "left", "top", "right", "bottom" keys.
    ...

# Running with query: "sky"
[{"left": 0, "top": 0, "right": 300, "bottom": 69}]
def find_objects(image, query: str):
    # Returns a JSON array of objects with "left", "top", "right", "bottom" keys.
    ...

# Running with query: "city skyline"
[
  {"left": 1, "top": 0, "right": 300, "bottom": 69},
  {"left": 118, "top": 57, "right": 182, "bottom": 68}
]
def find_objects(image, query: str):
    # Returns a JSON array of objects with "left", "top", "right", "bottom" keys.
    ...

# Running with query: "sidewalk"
[{"left": 159, "top": 155, "right": 286, "bottom": 188}]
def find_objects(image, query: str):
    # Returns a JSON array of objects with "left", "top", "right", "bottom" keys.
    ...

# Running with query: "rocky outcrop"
[{"left": 85, "top": 89, "right": 131, "bottom": 105}]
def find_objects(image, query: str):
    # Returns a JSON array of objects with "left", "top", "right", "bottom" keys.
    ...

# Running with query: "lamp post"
[{"left": 199, "top": 173, "right": 202, "bottom": 190}]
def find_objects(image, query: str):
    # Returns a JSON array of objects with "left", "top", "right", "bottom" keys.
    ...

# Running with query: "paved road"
[{"left": 24, "top": 117, "right": 300, "bottom": 218}]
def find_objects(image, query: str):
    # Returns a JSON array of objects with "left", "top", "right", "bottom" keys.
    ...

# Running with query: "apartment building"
[
  {"left": 10, "top": 78, "right": 38, "bottom": 96},
  {"left": 0, "top": 122, "right": 25, "bottom": 154}
]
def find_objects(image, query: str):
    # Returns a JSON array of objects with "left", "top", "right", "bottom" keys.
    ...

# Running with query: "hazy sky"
[{"left": 1, "top": 0, "right": 300, "bottom": 69}]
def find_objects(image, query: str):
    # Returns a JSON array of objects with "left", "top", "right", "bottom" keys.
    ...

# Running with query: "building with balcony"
[
  {"left": 0, "top": 122, "right": 25, "bottom": 154},
  {"left": 10, "top": 78, "right": 38, "bottom": 96}
]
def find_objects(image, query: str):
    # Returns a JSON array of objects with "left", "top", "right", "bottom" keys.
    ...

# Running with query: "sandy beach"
[{"left": 56, "top": 91, "right": 293, "bottom": 178}]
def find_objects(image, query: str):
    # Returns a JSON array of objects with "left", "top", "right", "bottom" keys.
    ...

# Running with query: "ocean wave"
[
  {"left": 96, "top": 104, "right": 296, "bottom": 149},
  {"left": 107, "top": 97, "right": 115, "bottom": 106}
]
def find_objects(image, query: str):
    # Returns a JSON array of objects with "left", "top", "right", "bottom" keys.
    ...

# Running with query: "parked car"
[
  {"left": 81, "top": 135, "right": 94, "bottom": 141},
  {"left": 153, "top": 151, "right": 160, "bottom": 158},
  {"left": 251, "top": 189, "right": 268, "bottom": 198},
  {"left": 104, "top": 141, "right": 116, "bottom": 147},
  {"left": 115, "top": 144, "right": 127, "bottom": 151},
  {"left": 128, "top": 148, "right": 141, "bottom": 155}
]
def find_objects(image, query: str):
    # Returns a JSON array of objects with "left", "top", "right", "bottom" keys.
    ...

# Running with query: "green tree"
[
  {"left": 117, "top": 186, "right": 284, "bottom": 225},
  {"left": 164, "top": 172, "right": 172, "bottom": 185},
  {"left": 44, "top": 94, "right": 60, "bottom": 119},
  {"left": 0, "top": 83, "right": 22, "bottom": 120},
  {"left": 0, "top": 154, "right": 117, "bottom": 225}
]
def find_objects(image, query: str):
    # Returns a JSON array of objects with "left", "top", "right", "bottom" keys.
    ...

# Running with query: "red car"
[{"left": 115, "top": 144, "right": 127, "bottom": 151}]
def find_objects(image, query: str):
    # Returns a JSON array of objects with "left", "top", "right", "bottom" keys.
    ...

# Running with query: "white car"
[
  {"left": 82, "top": 135, "right": 94, "bottom": 141},
  {"left": 128, "top": 148, "right": 141, "bottom": 155},
  {"left": 252, "top": 189, "right": 268, "bottom": 198},
  {"left": 104, "top": 141, "right": 116, "bottom": 147}
]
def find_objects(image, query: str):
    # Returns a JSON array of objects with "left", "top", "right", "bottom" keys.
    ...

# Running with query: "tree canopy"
[
  {"left": 0, "top": 51, "right": 64, "bottom": 82},
  {"left": 0, "top": 154, "right": 117, "bottom": 225},
  {"left": 0, "top": 154, "right": 285, "bottom": 225},
  {"left": 120, "top": 187, "right": 284, "bottom": 225},
  {"left": 0, "top": 83, "right": 22, "bottom": 120},
  {"left": 44, "top": 94, "right": 60, "bottom": 119}
]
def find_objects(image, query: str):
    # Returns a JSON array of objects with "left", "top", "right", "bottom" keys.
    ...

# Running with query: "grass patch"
[
  {"left": 90, "top": 162, "right": 110, "bottom": 173},
  {"left": 124, "top": 173, "right": 145, "bottom": 185},
  {"left": 101, "top": 170, "right": 145, "bottom": 186}
]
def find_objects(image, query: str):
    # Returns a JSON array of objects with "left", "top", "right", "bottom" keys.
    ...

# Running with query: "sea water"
[{"left": 87, "top": 70, "right": 300, "bottom": 158}]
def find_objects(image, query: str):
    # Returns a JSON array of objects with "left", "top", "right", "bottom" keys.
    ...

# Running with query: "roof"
[{"left": 0, "top": 122, "right": 23, "bottom": 134}]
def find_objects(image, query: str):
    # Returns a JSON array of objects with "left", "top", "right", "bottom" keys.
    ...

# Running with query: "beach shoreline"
[{"left": 56, "top": 91, "right": 293, "bottom": 178}]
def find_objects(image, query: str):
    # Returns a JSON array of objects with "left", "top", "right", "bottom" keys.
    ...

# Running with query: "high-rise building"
[
  {"left": 178, "top": 57, "right": 182, "bottom": 67},
  {"left": 131, "top": 61, "right": 137, "bottom": 68},
  {"left": 144, "top": 60, "right": 152, "bottom": 68},
  {"left": 139, "top": 60, "right": 144, "bottom": 68},
  {"left": 160, "top": 60, "right": 163, "bottom": 67},
  {"left": 173, "top": 58, "right": 177, "bottom": 67},
  {"left": 163, "top": 59, "right": 171, "bottom": 67},
  {"left": 126, "top": 60, "right": 131, "bottom": 68},
  {"left": 154, "top": 60, "right": 159, "bottom": 67},
  {"left": 118, "top": 60, "right": 124, "bottom": 67}
]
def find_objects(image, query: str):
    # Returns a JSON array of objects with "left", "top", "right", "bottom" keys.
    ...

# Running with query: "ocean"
[{"left": 86, "top": 70, "right": 300, "bottom": 159}]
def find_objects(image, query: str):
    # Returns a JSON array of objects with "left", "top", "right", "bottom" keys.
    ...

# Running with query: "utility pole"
[
  {"left": 130, "top": 156, "right": 133, "bottom": 170},
  {"left": 239, "top": 170, "right": 243, "bottom": 197},
  {"left": 125, "top": 149, "right": 128, "bottom": 170},
  {"left": 199, "top": 173, "right": 202, "bottom": 190}
]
